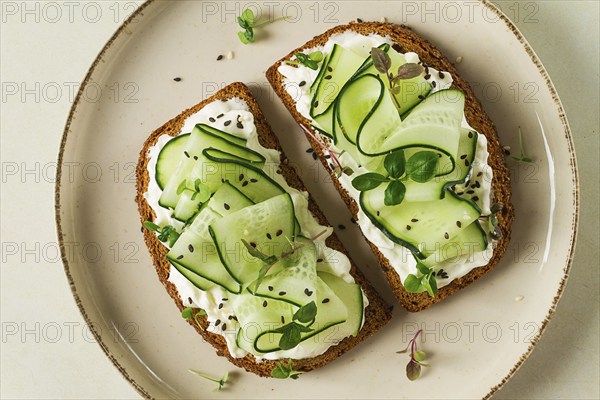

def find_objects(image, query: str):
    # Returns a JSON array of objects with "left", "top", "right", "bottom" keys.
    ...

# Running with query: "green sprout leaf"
[
  {"left": 413, "top": 351, "right": 427, "bottom": 362},
  {"left": 294, "top": 52, "right": 319, "bottom": 70},
  {"left": 404, "top": 274, "right": 424, "bottom": 293},
  {"left": 351, "top": 172, "right": 388, "bottom": 191},
  {"left": 416, "top": 262, "right": 430, "bottom": 275},
  {"left": 241, "top": 8, "right": 255, "bottom": 25},
  {"left": 272, "top": 360, "right": 302, "bottom": 379},
  {"left": 406, "top": 151, "right": 439, "bottom": 183},
  {"left": 273, "top": 322, "right": 313, "bottom": 350},
  {"left": 237, "top": 31, "right": 250, "bottom": 44},
  {"left": 293, "top": 301, "right": 317, "bottom": 324},
  {"left": 511, "top": 126, "right": 534, "bottom": 163},
  {"left": 176, "top": 179, "right": 188, "bottom": 195},
  {"left": 181, "top": 307, "right": 194, "bottom": 320},
  {"left": 308, "top": 51, "right": 324, "bottom": 62},
  {"left": 191, "top": 179, "right": 211, "bottom": 202},
  {"left": 143, "top": 221, "right": 160, "bottom": 232},
  {"left": 384, "top": 180, "right": 406, "bottom": 206},
  {"left": 384, "top": 150, "right": 406, "bottom": 179},
  {"left": 188, "top": 370, "right": 229, "bottom": 391},
  {"left": 406, "top": 360, "right": 421, "bottom": 381},
  {"left": 371, "top": 47, "right": 392, "bottom": 74}
]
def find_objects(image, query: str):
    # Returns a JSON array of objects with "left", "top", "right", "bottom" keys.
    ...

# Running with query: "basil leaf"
[
  {"left": 237, "top": 31, "right": 250, "bottom": 44},
  {"left": 244, "top": 28, "right": 255, "bottom": 43},
  {"left": 181, "top": 307, "right": 194, "bottom": 320},
  {"left": 384, "top": 150, "right": 406, "bottom": 179},
  {"left": 404, "top": 274, "right": 424, "bottom": 293},
  {"left": 351, "top": 172, "right": 387, "bottom": 191},
  {"left": 428, "top": 274, "right": 438, "bottom": 296},
  {"left": 371, "top": 47, "right": 391, "bottom": 74},
  {"left": 393, "top": 63, "right": 424, "bottom": 81},
  {"left": 293, "top": 301, "right": 317, "bottom": 323},
  {"left": 406, "top": 359, "right": 422, "bottom": 381},
  {"left": 278, "top": 324, "right": 302, "bottom": 350},
  {"left": 406, "top": 151, "right": 439, "bottom": 183},
  {"left": 384, "top": 180, "right": 406, "bottom": 206}
]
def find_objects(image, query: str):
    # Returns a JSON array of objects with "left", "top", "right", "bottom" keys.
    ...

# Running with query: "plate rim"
[{"left": 53, "top": 1, "right": 580, "bottom": 399}]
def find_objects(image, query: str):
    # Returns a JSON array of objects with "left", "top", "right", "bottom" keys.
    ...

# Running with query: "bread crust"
[
  {"left": 135, "top": 82, "right": 392, "bottom": 377},
  {"left": 265, "top": 22, "right": 514, "bottom": 312}
]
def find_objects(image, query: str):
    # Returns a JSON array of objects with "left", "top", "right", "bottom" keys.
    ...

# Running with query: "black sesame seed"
[
  {"left": 239, "top": 173, "right": 244, "bottom": 181},
  {"left": 218, "top": 303, "right": 224, "bottom": 309},
  {"left": 215, "top": 319, "right": 221, "bottom": 326},
  {"left": 464, "top": 159, "right": 470, "bottom": 167},
  {"left": 276, "top": 229, "right": 283, "bottom": 236},
  {"left": 392, "top": 43, "right": 403, "bottom": 53},
  {"left": 472, "top": 196, "right": 479, "bottom": 202},
  {"left": 322, "top": 298, "right": 330, "bottom": 304},
  {"left": 314, "top": 100, "right": 319, "bottom": 108},
  {"left": 324, "top": 75, "right": 332, "bottom": 80},
  {"left": 431, "top": 81, "right": 437, "bottom": 88},
  {"left": 228, "top": 315, "right": 234, "bottom": 320},
  {"left": 217, "top": 113, "right": 224, "bottom": 119},
  {"left": 224, "top": 203, "right": 230, "bottom": 210},
  {"left": 424, "top": 66, "right": 429, "bottom": 74},
  {"left": 188, "top": 297, "right": 193, "bottom": 305},
  {"left": 306, "top": 148, "right": 314, "bottom": 153},
  {"left": 209, "top": 117, "right": 216, "bottom": 122},
  {"left": 177, "top": 255, "right": 183, "bottom": 260},
  {"left": 237, "top": 122, "right": 244, "bottom": 129},
  {"left": 188, "top": 244, "right": 194, "bottom": 253},
  {"left": 250, "top": 242, "right": 257, "bottom": 248},
  {"left": 224, "top": 120, "right": 231, "bottom": 126},
  {"left": 184, "top": 151, "right": 190, "bottom": 158},
  {"left": 471, "top": 184, "right": 477, "bottom": 189},
  {"left": 250, "top": 178, "right": 258, "bottom": 183},
  {"left": 299, "top": 81, "right": 306, "bottom": 87},
  {"left": 304, "top": 288, "right": 314, "bottom": 296},
  {"left": 460, "top": 154, "right": 467, "bottom": 160},
  {"left": 438, "top": 71, "right": 445, "bottom": 79},
  {"left": 468, "top": 131, "right": 474, "bottom": 139},
  {"left": 222, "top": 298, "right": 228, "bottom": 301},
  {"left": 456, "top": 221, "right": 462, "bottom": 228},
  {"left": 173, "top": 77, "right": 182, "bottom": 82},
  {"left": 222, "top": 323, "right": 227, "bottom": 330},
  {"left": 193, "top": 156, "right": 198, "bottom": 161},
  {"left": 327, "top": 66, "right": 333, "bottom": 72},
  {"left": 406, "top": 225, "right": 412, "bottom": 230},
  {"left": 217, "top": 55, "right": 223, "bottom": 61},
  {"left": 242, "top": 181, "right": 249, "bottom": 187},
  {"left": 444, "top": 232, "right": 449, "bottom": 239},
  {"left": 411, "top": 218, "right": 419, "bottom": 222},
  {"left": 377, "top": 211, "right": 381, "bottom": 216},
  {"left": 312, "top": 152, "right": 318, "bottom": 160},
  {"left": 262, "top": 300, "right": 268, "bottom": 307},
  {"left": 278, "top": 291, "right": 286, "bottom": 296},
  {"left": 351, "top": 217, "right": 357, "bottom": 224},
  {"left": 317, "top": 258, "right": 323, "bottom": 263},
  {"left": 477, "top": 172, "right": 483, "bottom": 177},
  {"left": 475, "top": 181, "right": 481, "bottom": 188},
  {"left": 266, "top": 233, "right": 272, "bottom": 239},
  {"left": 467, "top": 190, "right": 475, "bottom": 194},
  {"left": 356, "top": 17, "right": 363, "bottom": 22},
  {"left": 424, "top": 74, "right": 431, "bottom": 80},
  {"left": 268, "top": 285, "right": 273, "bottom": 291},
  {"left": 338, "top": 224, "right": 346, "bottom": 230},
  {"left": 418, "top": 94, "right": 425, "bottom": 100}
]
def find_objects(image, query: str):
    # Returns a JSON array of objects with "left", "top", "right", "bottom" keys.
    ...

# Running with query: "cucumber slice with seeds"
[{"left": 156, "top": 134, "right": 189, "bottom": 190}]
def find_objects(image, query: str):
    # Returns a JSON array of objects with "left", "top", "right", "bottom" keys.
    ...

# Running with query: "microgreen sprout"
[
  {"left": 188, "top": 370, "right": 229, "bottom": 392},
  {"left": 143, "top": 221, "right": 180, "bottom": 247},
  {"left": 286, "top": 51, "right": 324, "bottom": 70},
  {"left": 403, "top": 262, "right": 438, "bottom": 296},
  {"left": 237, "top": 8, "right": 289, "bottom": 44},
  {"left": 397, "top": 329, "right": 429, "bottom": 381},
  {"left": 271, "top": 359, "right": 303, "bottom": 379}
]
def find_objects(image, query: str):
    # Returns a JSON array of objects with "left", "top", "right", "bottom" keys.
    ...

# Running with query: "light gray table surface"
[{"left": 1, "top": 1, "right": 598, "bottom": 398}]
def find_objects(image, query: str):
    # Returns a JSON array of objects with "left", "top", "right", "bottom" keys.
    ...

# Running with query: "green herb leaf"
[
  {"left": 384, "top": 150, "right": 406, "bottom": 179},
  {"left": 404, "top": 274, "right": 425, "bottom": 293},
  {"left": 274, "top": 322, "right": 313, "bottom": 350},
  {"left": 416, "top": 262, "right": 430, "bottom": 275},
  {"left": 188, "top": 370, "right": 229, "bottom": 391},
  {"left": 293, "top": 301, "right": 317, "bottom": 324},
  {"left": 193, "top": 179, "right": 211, "bottom": 203},
  {"left": 241, "top": 8, "right": 255, "bottom": 25},
  {"left": 406, "top": 360, "right": 421, "bottom": 381},
  {"left": 181, "top": 307, "right": 194, "bottom": 320},
  {"left": 423, "top": 275, "right": 435, "bottom": 297},
  {"left": 308, "top": 51, "right": 324, "bottom": 62},
  {"left": 241, "top": 239, "right": 271, "bottom": 263},
  {"left": 393, "top": 63, "right": 425, "bottom": 81},
  {"left": 390, "top": 85, "right": 401, "bottom": 95},
  {"left": 351, "top": 172, "right": 388, "bottom": 191},
  {"left": 237, "top": 31, "right": 250, "bottom": 44},
  {"left": 342, "top": 166, "right": 354, "bottom": 176},
  {"left": 413, "top": 351, "right": 426, "bottom": 362},
  {"left": 406, "top": 151, "right": 439, "bottom": 183},
  {"left": 427, "top": 273, "right": 438, "bottom": 296},
  {"left": 371, "top": 47, "right": 391, "bottom": 74},
  {"left": 271, "top": 360, "right": 302, "bottom": 379},
  {"left": 294, "top": 52, "right": 319, "bottom": 70},
  {"left": 384, "top": 180, "right": 406, "bottom": 206},
  {"left": 176, "top": 179, "right": 188, "bottom": 195},
  {"left": 512, "top": 126, "right": 534, "bottom": 163},
  {"left": 143, "top": 221, "right": 160, "bottom": 232}
]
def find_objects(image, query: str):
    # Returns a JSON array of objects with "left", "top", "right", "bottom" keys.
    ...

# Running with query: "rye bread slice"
[
  {"left": 135, "top": 82, "right": 392, "bottom": 377},
  {"left": 265, "top": 22, "right": 515, "bottom": 312}
]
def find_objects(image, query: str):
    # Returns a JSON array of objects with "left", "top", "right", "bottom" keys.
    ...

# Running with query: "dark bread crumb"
[{"left": 265, "top": 22, "right": 514, "bottom": 312}]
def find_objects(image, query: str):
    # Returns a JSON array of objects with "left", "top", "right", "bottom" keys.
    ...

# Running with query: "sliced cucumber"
[
  {"left": 318, "top": 271, "right": 363, "bottom": 337},
  {"left": 156, "top": 134, "right": 189, "bottom": 190},
  {"left": 207, "top": 182, "right": 253, "bottom": 217},
  {"left": 310, "top": 44, "right": 365, "bottom": 118},
  {"left": 170, "top": 261, "right": 215, "bottom": 291},
  {"left": 248, "top": 237, "right": 318, "bottom": 307},
  {"left": 158, "top": 126, "right": 264, "bottom": 209},
  {"left": 422, "top": 220, "right": 488, "bottom": 267},
  {"left": 209, "top": 194, "right": 296, "bottom": 285},
  {"left": 233, "top": 293, "right": 294, "bottom": 354},
  {"left": 167, "top": 207, "right": 241, "bottom": 293},
  {"left": 196, "top": 123, "right": 246, "bottom": 147},
  {"left": 360, "top": 188, "right": 481, "bottom": 259},
  {"left": 254, "top": 276, "right": 348, "bottom": 353}
]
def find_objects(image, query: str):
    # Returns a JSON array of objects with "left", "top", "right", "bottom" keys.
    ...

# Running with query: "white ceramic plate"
[{"left": 56, "top": 1, "right": 578, "bottom": 398}]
